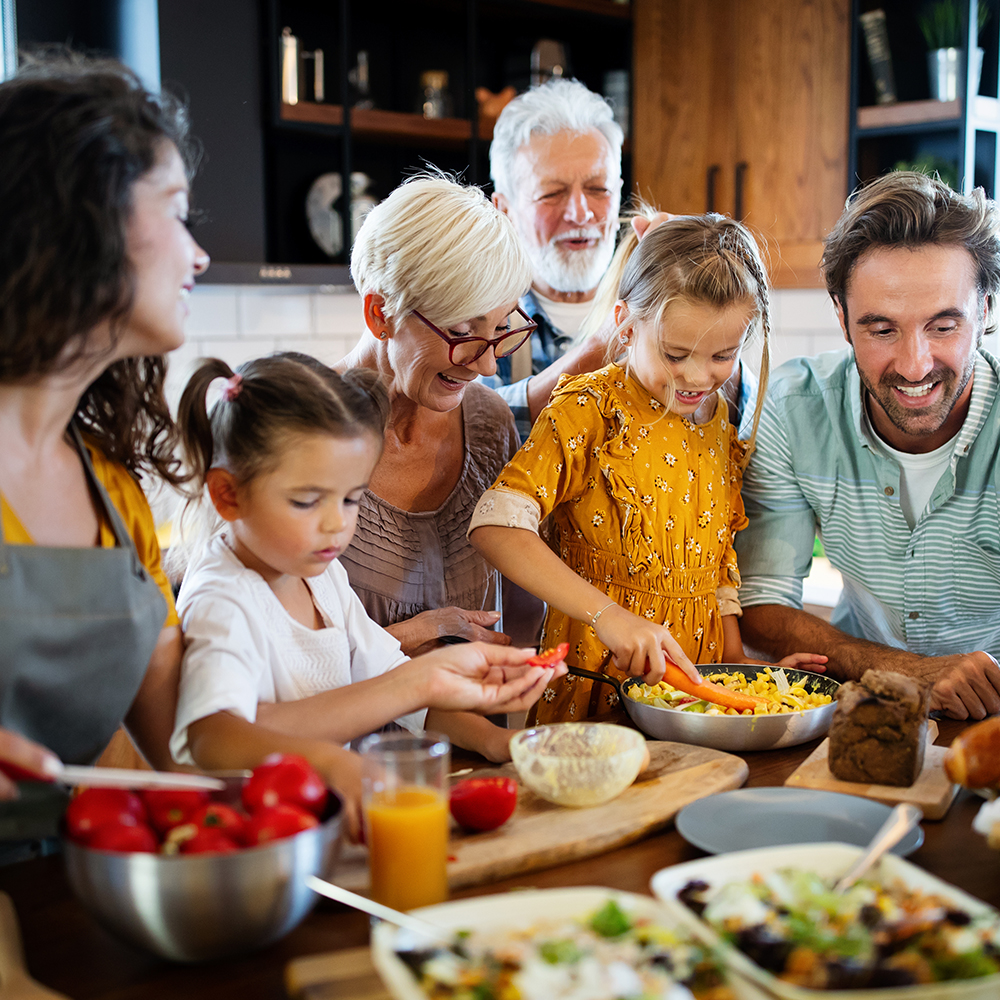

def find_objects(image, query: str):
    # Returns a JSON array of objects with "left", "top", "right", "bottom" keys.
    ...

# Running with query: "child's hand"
[
  {"left": 775, "top": 652, "right": 829, "bottom": 673},
  {"left": 595, "top": 605, "right": 701, "bottom": 685},
  {"left": 416, "top": 643, "right": 567, "bottom": 714},
  {"left": 313, "top": 746, "right": 364, "bottom": 843},
  {"left": 388, "top": 608, "right": 511, "bottom": 657}
]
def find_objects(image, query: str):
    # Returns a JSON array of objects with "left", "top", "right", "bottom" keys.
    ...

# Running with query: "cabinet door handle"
[
  {"left": 706, "top": 165, "right": 720, "bottom": 213},
  {"left": 734, "top": 161, "right": 748, "bottom": 221}
]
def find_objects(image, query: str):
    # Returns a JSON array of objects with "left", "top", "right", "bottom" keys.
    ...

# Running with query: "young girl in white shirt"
[{"left": 170, "top": 352, "right": 563, "bottom": 833}]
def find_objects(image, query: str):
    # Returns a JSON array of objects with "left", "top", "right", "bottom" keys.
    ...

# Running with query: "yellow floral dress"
[{"left": 470, "top": 364, "right": 748, "bottom": 724}]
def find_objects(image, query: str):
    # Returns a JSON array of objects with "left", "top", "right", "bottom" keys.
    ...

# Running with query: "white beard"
[{"left": 525, "top": 226, "right": 617, "bottom": 295}]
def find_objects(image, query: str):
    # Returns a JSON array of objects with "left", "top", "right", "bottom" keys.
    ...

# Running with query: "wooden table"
[{"left": 1, "top": 719, "right": 996, "bottom": 1000}]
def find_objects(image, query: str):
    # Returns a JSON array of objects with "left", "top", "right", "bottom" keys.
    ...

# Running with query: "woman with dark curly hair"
[{"left": 0, "top": 52, "right": 208, "bottom": 812}]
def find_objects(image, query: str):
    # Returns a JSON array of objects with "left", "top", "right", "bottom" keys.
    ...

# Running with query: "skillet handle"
[{"left": 567, "top": 657, "right": 624, "bottom": 699}]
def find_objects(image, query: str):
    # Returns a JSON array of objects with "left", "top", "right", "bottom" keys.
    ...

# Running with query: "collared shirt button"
[
  {"left": 908, "top": 611, "right": 920, "bottom": 620},
  {"left": 884, "top": 486, "right": 895, "bottom": 496}
]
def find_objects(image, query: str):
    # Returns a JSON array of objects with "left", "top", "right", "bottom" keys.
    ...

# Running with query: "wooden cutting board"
[
  {"left": 332, "top": 741, "right": 747, "bottom": 894},
  {"left": 286, "top": 946, "right": 388, "bottom": 1000},
  {"left": 784, "top": 720, "right": 959, "bottom": 820}
]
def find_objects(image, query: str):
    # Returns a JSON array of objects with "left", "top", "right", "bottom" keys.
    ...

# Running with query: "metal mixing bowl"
[
  {"left": 573, "top": 664, "right": 840, "bottom": 752},
  {"left": 63, "top": 798, "right": 342, "bottom": 962},
  {"left": 510, "top": 723, "right": 648, "bottom": 806}
]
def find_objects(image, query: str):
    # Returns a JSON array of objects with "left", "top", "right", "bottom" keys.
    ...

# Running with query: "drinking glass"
[{"left": 360, "top": 732, "right": 450, "bottom": 911}]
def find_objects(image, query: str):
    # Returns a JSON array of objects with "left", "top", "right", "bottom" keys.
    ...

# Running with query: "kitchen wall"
[
  {"left": 172, "top": 284, "right": 1000, "bottom": 411},
  {"left": 169, "top": 285, "right": 848, "bottom": 410}
]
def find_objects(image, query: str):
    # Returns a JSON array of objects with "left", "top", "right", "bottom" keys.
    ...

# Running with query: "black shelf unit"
[
  {"left": 850, "top": 0, "right": 1000, "bottom": 196},
  {"left": 263, "top": 0, "right": 633, "bottom": 267}
]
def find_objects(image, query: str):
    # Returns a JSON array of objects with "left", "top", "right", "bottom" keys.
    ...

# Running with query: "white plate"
[
  {"left": 650, "top": 842, "right": 1000, "bottom": 1000},
  {"left": 676, "top": 787, "right": 923, "bottom": 855},
  {"left": 370, "top": 886, "right": 690, "bottom": 1000}
]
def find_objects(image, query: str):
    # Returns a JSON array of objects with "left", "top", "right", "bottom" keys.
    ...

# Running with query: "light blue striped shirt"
[{"left": 736, "top": 348, "right": 1000, "bottom": 657}]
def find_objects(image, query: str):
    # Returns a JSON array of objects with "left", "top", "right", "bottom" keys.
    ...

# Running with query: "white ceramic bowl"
[
  {"left": 371, "top": 887, "right": 692, "bottom": 1000},
  {"left": 509, "top": 723, "right": 647, "bottom": 807},
  {"left": 650, "top": 842, "right": 1000, "bottom": 1000}
]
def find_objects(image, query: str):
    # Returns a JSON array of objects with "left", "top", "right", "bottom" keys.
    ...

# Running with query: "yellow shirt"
[
  {"left": 476, "top": 364, "right": 748, "bottom": 724},
  {"left": 0, "top": 442, "right": 178, "bottom": 629}
]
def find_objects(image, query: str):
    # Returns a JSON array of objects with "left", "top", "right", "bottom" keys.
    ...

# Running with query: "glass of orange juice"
[{"left": 359, "top": 732, "right": 450, "bottom": 911}]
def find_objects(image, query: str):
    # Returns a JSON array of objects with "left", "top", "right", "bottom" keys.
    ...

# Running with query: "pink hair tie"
[{"left": 223, "top": 373, "right": 243, "bottom": 401}]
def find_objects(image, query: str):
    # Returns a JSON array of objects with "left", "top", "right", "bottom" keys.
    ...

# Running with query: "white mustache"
[{"left": 552, "top": 227, "right": 605, "bottom": 244}]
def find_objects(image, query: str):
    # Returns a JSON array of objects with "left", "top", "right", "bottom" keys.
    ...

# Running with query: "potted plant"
[{"left": 918, "top": 0, "right": 991, "bottom": 100}]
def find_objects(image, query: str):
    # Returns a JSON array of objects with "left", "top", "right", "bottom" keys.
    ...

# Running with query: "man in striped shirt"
[{"left": 736, "top": 171, "right": 1000, "bottom": 720}]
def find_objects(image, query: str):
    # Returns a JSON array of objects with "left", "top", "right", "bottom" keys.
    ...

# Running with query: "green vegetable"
[
  {"left": 932, "top": 950, "right": 1000, "bottom": 980},
  {"left": 589, "top": 899, "right": 633, "bottom": 938},
  {"left": 539, "top": 939, "right": 583, "bottom": 964}
]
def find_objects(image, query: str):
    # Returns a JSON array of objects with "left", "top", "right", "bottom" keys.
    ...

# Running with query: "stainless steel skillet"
[{"left": 568, "top": 663, "right": 839, "bottom": 752}]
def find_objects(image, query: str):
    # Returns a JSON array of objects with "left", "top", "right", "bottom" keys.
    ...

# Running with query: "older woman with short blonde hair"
[{"left": 338, "top": 175, "right": 534, "bottom": 761}]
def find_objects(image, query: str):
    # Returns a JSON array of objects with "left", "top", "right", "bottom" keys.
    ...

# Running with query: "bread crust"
[
  {"left": 828, "top": 670, "right": 931, "bottom": 787},
  {"left": 944, "top": 717, "right": 1000, "bottom": 788}
]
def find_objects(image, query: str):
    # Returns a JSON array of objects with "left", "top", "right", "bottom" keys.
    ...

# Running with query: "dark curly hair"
[{"left": 0, "top": 50, "right": 200, "bottom": 483}]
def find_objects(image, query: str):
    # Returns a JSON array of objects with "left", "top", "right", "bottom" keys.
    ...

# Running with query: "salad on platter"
[
  {"left": 676, "top": 868, "right": 1000, "bottom": 990},
  {"left": 392, "top": 898, "right": 732, "bottom": 1000}
]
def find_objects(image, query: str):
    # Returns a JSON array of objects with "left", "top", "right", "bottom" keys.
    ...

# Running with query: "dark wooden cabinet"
[{"left": 632, "top": 0, "right": 850, "bottom": 289}]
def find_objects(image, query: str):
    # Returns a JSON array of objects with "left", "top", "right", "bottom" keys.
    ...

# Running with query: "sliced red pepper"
[{"left": 528, "top": 642, "right": 570, "bottom": 667}]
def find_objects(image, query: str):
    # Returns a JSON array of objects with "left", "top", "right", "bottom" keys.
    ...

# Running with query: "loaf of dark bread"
[{"left": 827, "top": 670, "right": 931, "bottom": 787}]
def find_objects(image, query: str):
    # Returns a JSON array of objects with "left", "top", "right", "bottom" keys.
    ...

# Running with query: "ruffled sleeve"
[{"left": 470, "top": 372, "right": 606, "bottom": 532}]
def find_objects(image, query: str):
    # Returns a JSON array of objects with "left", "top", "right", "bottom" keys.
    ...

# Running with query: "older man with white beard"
[{"left": 484, "top": 79, "right": 624, "bottom": 440}]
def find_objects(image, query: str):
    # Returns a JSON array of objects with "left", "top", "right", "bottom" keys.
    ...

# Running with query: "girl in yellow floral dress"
[{"left": 470, "top": 214, "right": 826, "bottom": 724}]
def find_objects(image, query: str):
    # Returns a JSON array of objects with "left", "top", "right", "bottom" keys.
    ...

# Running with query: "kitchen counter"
[{"left": 0, "top": 718, "right": 996, "bottom": 1000}]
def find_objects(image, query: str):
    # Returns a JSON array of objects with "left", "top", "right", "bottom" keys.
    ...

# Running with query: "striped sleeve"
[{"left": 735, "top": 391, "right": 818, "bottom": 610}]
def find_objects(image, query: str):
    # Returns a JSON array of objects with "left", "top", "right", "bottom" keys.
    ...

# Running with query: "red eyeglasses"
[{"left": 413, "top": 306, "right": 537, "bottom": 366}]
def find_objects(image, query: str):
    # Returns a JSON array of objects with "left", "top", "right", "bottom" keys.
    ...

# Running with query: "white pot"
[{"left": 927, "top": 46, "right": 984, "bottom": 101}]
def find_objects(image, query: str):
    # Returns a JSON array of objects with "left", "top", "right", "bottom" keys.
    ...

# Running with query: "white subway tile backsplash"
[
  {"left": 314, "top": 291, "right": 367, "bottom": 336},
  {"left": 237, "top": 290, "right": 312, "bottom": 338},
  {"left": 812, "top": 332, "right": 851, "bottom": 357},
  {"left": 770, "top": 331, "right": 812, "bottom": 370},
  {"left": 774, "top": 289, "right": 839, "bottom": 331},
  {"left": 186, "top": 288, "right": 240, "bottom": 339},
  {"left": 278, "top": 337, "right": 358, "bottom": 365}
]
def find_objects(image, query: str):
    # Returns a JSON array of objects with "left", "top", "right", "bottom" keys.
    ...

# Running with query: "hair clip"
[{"left": 223, "top": 373, "right": 243, "bottom": 401}]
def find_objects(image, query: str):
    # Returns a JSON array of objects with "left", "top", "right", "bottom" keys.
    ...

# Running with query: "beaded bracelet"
[{"left": 589, "top": 601, "right": 616, "bottom": 627}]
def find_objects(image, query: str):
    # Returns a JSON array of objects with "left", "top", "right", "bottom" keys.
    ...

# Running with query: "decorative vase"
[{"left": 927, "top": 46, "right": 984, "bottom": 101}]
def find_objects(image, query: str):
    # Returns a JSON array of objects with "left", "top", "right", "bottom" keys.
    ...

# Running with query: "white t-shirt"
[
  {"left": 871, "top": 428, "right": 956, "bottom": 529},
  {"left": 532, "top": 289, "right": 594, "bottom": 339},
  {"left": 170, "top": 533, "right": 424, "bottom": 764}
]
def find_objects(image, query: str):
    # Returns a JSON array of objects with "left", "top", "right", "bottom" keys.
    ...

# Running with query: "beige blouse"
[{"left": 340, "top": 382, "right": 519, "bottom": 628}]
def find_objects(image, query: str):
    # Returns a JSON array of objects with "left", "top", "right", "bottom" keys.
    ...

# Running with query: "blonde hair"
[
  {"left": 350, "top": 174, "right": 532, "bottom": 328},
  {"left": 586, "top": 211, "right": 771, "bottom": 464}
]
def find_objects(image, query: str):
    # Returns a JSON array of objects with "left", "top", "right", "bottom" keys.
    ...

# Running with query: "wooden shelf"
[
  {"left": 504, "top": 0, "right": 631, "bottom": 17},
  {"left": 280, "top": 102, "right": 495, "bottom": 144},
  {"left": 858, "top": 96, "right": 1000, "bottom": 132},
  {"left": 858, "top": 99, "right": 959, "bottom": 130}
]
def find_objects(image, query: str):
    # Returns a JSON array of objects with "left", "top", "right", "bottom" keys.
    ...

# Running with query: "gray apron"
[{"left": 0, "top": 425, "right": 167, "bottom": 849}]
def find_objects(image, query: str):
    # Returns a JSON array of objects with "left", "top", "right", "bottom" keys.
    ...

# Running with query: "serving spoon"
[
  {"left": 833, "top": 803, "right": 922, "bottom": 893},
  {"left": 305, "top": 875, "right": 447, "bottom": 942}
]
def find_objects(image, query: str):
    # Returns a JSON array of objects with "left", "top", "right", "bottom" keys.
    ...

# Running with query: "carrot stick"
[{"left": 661, "top": 662, "right": 765, "bottom": 713}]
